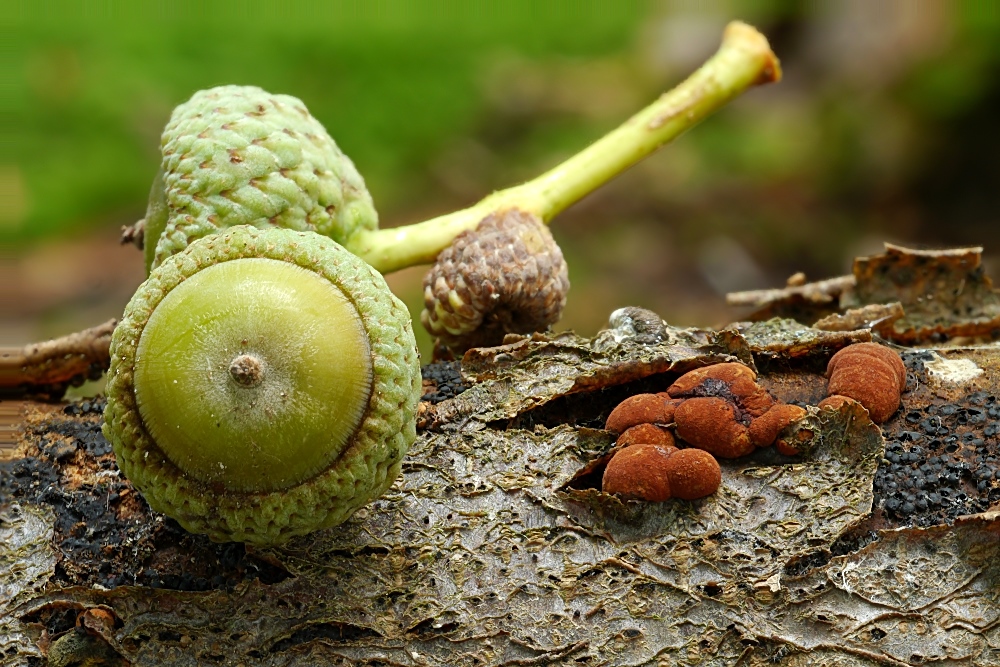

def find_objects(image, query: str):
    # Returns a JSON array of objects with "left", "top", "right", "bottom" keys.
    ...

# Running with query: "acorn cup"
[
  {"left": 420, "top": 209, "right": 569, "bottom": 353},
  {"left": 104, "top": 226, "right": 420, "bottom": 545}
]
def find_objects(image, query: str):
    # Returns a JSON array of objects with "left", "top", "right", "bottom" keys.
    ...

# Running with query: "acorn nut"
[{"left": 103, "top": 225, "right": 421, "bottom": 545}]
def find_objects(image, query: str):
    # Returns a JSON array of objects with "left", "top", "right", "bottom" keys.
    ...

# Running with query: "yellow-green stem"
[{"left": 348, "top": 21, "right": 781, "bottom": 275}]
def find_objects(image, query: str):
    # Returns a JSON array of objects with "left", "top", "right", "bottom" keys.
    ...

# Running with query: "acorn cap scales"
[{"left": 144, "top": 85, "right": 378, "bottom": 272}]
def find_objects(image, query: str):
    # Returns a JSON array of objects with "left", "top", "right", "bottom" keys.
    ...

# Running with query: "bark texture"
[{"left": 6, "top": 245, "right": 1000, "bottom": 665}]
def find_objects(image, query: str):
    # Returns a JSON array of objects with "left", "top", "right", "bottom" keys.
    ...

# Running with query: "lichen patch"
[{"left": 924, "top": 354, "right": 985, "bottom": 384}]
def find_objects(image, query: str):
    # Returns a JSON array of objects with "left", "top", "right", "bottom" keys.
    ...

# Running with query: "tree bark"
[{"left": 6, "top": 245, "right": 1000, "bottom": 666}]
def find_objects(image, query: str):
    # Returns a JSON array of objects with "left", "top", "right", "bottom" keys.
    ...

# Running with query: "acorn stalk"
[{"left": 348, "top": 21, "right": 781, "bottom": 274}]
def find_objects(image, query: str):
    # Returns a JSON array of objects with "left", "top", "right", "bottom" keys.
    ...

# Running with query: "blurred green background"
[{"left": 5, "top": 2, "right": 1000, "bottom": 368}]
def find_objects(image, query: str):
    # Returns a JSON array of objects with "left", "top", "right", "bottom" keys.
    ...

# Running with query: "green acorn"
[{"left": 104, "top": 225, "right": 420, "bottom": 544}]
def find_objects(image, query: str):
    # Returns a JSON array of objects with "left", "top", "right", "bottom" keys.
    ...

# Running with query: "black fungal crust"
[
  {"left": 873, "top": 351, "right": 1000, "bottom": 527},
  {"left": 420, "top": 361, "right": 469, "bottom": 404},
  {"left": 754, "top": 343, "right": 1000, "bottom": 530},
  {"left": 0, "top": 402, "right": 288, "bottom": 592}
]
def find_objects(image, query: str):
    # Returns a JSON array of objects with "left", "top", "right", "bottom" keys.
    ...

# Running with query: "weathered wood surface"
[
  {"left": 7, "top": 244, "right": 1000, "bottom": 666},
  {"left": 1, "top": 402, "right": 26, "bottom": 455},
  {"left": 5, "top": 316, "right": 1000, "bottom": 666}
]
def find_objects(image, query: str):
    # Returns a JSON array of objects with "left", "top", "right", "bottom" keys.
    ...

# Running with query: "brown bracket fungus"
[
  {"left": 666, "top": 362, "right": 775, "bottom": 418},
  {"left": 667, "top": 362, "right": 776, "bottom": 458},
  {"left": 605, "top": 393, "right": 682, "bottom": 434},
  {"left": 605, "top": 362, "right": 811, "bottom": 459},
  {"left": 601, "top": 442, "right": 722, "bottom": 502},
  {"left": 663, "top": 448, "right": 723, "bottom": 500},
  {"left": 673, "top": 396, "right": 756, "bottom": 459},
  {"left": 749, "top": 403, "right": 811, "bottom": 455},
  {"left": 826, "top": 342, "right": 905, "bottom": 423}
]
